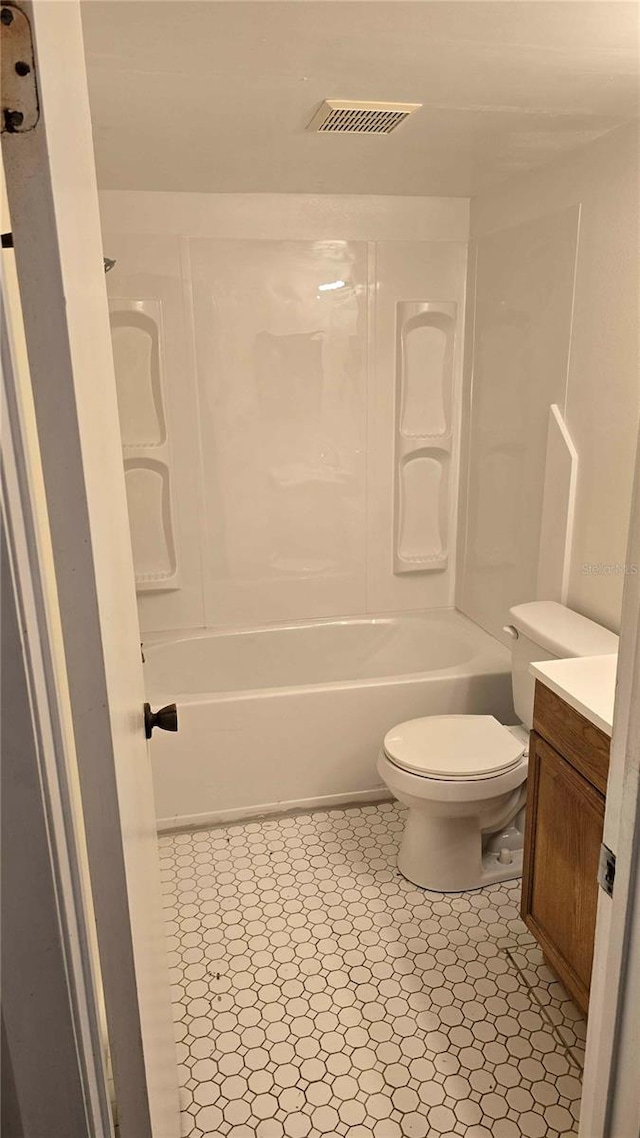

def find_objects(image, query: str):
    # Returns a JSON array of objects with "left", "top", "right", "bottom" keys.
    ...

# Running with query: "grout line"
[{"left": 502, "top": 941, "right": 584, "bottom": 1075}]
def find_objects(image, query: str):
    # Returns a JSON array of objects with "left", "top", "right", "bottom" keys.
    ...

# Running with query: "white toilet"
[{"left": 378, "top": 601, "right": 618, "bottom": 893}]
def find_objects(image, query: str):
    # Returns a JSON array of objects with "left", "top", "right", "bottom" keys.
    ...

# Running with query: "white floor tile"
[{"left": 160, "top": 803, "right": 583, "bottom": 1138}]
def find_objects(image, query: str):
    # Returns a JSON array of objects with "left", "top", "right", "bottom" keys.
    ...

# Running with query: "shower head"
[{"left": 103, "top": 257, "right": 116, "bottom": 273}]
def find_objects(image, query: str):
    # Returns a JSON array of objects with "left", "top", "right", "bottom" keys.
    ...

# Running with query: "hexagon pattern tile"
[{"left": 159, "top": 803, "right": 583, "bottom": 1138}]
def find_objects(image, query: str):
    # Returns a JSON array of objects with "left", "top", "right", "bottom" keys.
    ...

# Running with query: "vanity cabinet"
[{"left": 521, "top": 680, "right": 610, "bottom": 1014}]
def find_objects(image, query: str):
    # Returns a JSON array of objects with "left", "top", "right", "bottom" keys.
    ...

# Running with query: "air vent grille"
[{"left": 307, "top": 100, "right": 421, "bottom": 135}]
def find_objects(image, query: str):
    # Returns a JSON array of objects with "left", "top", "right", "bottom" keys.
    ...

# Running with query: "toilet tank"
[{"left": 507, "top": 601, "right": 618, "bottom": 728}]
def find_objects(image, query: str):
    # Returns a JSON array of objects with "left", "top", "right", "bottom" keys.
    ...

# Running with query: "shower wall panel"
[
  {"left": 101, "top": 193, "right": 469, "bottom": 633},
  {"left": 189, "top": 239, "right": 368, "bottom": 626},
  {"left": 367, "top": 241, "right": 466, "bottom": 614},
  {"left": 109, "top": 298, "right": 180, "bottom": 591},
  {"left": 104, "top": 232, "right": 205, "bottom": 630},
  {"left": 394, "top": 301, "right": 458, "bottom": 575}
]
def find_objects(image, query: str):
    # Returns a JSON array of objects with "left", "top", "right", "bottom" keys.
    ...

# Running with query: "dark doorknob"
[{"left": 144, "top": 702, "right": 178, "bottom": 740}]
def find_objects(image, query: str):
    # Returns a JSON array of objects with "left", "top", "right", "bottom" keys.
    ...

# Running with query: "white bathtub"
[{"left": 145, "top": 609, "right": 515, "bottom": 830}]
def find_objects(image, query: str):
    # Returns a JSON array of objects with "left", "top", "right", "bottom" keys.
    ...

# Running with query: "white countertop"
[{"left": 530, "top": 654, "right": 618, "bottom": 737}]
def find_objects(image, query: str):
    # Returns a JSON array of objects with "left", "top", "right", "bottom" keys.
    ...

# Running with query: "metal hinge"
[
  {"left": 598, "top": 843, "right": 616, "bottom": 898},
  {"left": 1, "top": 3, "right": 39, "bottom": 133}
]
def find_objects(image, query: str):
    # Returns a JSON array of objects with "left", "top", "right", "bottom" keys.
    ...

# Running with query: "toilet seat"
[{"left": 383, "top": 715, "right": 526, "bottom": 781}]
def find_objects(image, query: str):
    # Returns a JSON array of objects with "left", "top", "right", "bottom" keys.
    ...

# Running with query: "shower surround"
[
  {"left": 101, "top": 193, "right": 487, "bottom": 824},
  {"left": 101, "top": 193, "right": 469, "bottom": 635}
]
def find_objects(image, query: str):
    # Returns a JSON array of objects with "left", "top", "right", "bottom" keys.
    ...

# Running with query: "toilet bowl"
[
  {"left": 378, "top": 716, "right": 528, "bottom": 891},
  {"left": 378, "top": 601, "right": 618, "bottom": 893}
]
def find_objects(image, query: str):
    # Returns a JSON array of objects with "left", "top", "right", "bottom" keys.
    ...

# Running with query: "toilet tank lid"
[{"left": 509, "top": 601, "right": 619, "bottom": 658}]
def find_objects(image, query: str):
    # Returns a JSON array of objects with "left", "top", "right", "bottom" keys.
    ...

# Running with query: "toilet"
[{"left": 378, "top": 601, "right": 618, "bottom": 892}]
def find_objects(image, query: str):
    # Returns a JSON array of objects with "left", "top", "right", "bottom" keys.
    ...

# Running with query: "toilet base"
[
  {"left": 396, "top": 808, "right": 524, "bottom": 893},
  {"left": 398, "top": 845, "right": 523, "bottom": 893}
]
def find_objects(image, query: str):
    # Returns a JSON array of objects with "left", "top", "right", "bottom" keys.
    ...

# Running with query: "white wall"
[
  {"left": 100, "top": 193, "right": 469, "bottom": 634},
  {"left": 458, "top": 124, "right": 639, "bottom": 639}
]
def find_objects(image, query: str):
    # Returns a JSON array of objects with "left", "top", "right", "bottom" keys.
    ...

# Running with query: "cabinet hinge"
[{"left": 598, "top": 843, "right": 616, "bottom": 898}]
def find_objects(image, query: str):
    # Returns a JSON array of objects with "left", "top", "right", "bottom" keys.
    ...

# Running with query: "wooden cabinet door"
[{"left": 522, "top": 730, "right": 605, "bottom": 1013}]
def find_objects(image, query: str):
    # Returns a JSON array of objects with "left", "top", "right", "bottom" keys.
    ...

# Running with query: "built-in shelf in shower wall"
[
  {"left": 109, "top": 298, "right": 180, "bottom": 591},
  {"left": 111, "top": 306, "right": 167, "bottom": 447},
  {"left": 394, "top": 301, "right": 457, "bottom": 574},
  {"left": 124, "top": 459, "right": 177, "bottom": 583},
  {"left": 397, "top": 449, "right": 450, "bottom": 569}
]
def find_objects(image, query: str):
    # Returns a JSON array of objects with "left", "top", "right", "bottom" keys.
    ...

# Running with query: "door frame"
[
  {"left": 2, "top": 2, "right": 178, "bottom": 1135},
  {"left": 1, "top": 215, "right": 113, "bottom": 1138},
  {"left": 579, "top": 424, "right": 640, "bottom": 1138}
]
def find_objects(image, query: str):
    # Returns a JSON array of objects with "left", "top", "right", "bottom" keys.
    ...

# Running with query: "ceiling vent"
[{"left": 307, "top": 100, "right": 421, "bottom": 135}]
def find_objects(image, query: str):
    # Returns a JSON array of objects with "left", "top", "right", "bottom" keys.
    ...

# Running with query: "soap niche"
[
  {"left": 399, "top": 308, "right": 454, "bottom": 440},
  {"left": 394, "top": 301, "right": 457, "bottom": 575},
  {"left": 109, "top": 298, "right": 180, "bottom": 591},
  {"left": 110, "top": 306, "right": 167, "bottom": 447},
  {"left": 124, "top": 459, "right": 177, "bottom": 586},
  {"left": 397, "top": 449, "right": 449, "bottom": 572}
]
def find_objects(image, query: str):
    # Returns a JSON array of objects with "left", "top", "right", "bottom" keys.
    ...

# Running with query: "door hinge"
[
  {"left": 1, "top": 3, "right": 39, "bottom": 133},
  {"left": 598, "top": 843, "right": 616, "bottom": 898}
]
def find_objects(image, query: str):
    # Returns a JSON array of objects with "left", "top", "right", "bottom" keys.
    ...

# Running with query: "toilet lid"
[{"left": 383, "top": 715, "right": 525, "bottom": 779}]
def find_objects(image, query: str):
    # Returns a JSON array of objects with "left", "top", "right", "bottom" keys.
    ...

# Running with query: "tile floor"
[{"left": 160, "top": 802, "right": 585, "bottom": 1138}]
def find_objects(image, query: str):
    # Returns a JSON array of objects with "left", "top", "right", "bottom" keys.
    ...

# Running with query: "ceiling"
[{"left": 81, "top": 0, "right": 640, "bottom": 197}]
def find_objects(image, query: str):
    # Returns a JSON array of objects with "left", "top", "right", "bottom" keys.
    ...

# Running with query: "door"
[{"left": 1, "top": 3, "right": 179, "bottom": 1136}]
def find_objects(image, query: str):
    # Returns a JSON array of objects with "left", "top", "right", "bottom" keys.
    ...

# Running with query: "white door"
[{"left": 2, "top": 3, "right": 179, "bottom": 1136}]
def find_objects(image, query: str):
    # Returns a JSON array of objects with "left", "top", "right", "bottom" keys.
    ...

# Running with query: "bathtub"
[{"left": 145, "top": 609, "right": 515, "bottom": 831}]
